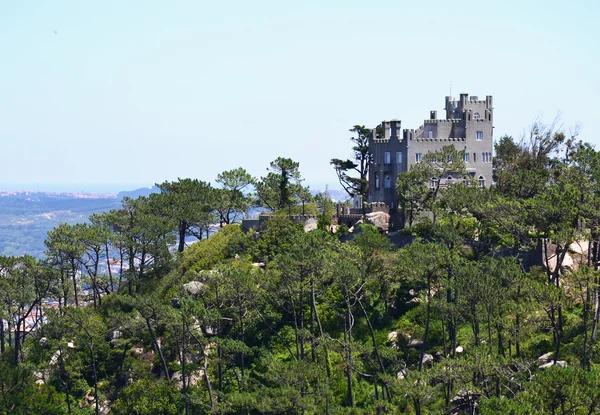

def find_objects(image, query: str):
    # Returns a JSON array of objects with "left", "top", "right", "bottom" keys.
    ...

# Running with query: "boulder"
[
  {"left": 538, "top": 352, "right": 553, "bottom": 361},
  {"left": 556, "top": 360, "right": 568, "bottom": 367},
  {"left": 569, "top": 240, "right": 589, "bottom": 255},
  {"left": 455, "top": 345, "right": 464, "bottom": 354},
  {"left": 539, "top": 360, "right": 567, "bottom": 370},
  {"left": 422, "top": 353, "right": 434, "bottom": 365},
  {"left": 347, "top": 220, "right": 363, "bottom": 234},
  {"left": 397, "top": 368, "right": 408, "bottom": 380},
  {"left": 387, "top": 331, "right": 398, "bottom": 343},
  {"left": 49, "top": 350, "right": 61, "bottom": 366},
  {"left": 450, "top": 390, "right": 482, "bottom": 412},
  {"left": 184, "top": 281, "right": 206, "bottom": 296},
  {"left": 364, "top": 211, "right": 390, "bottom": 232},
  {"left": 408, "top": 339, "right": 423, "bottom": 348},
  {"left": 110, "top": 329, "right": 123, "bottom": 346},
  {"left": 304, "top": 217, "right": 318, "bottom": 232}
]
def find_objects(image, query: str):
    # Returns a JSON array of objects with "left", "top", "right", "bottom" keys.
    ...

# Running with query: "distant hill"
[
  {"left": 117, "top": 186, "right": 160, "bottom": 200},
  {"left": 0, "top": 188, "right": 149, "bottom": 258},
  {"left": 0, "top": 185, "right": 346, "bottom": 258}
]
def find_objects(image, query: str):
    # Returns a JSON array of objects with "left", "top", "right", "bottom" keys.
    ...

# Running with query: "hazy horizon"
[{"left": 0, "top": 181, "right": 343, "bottom": 194}]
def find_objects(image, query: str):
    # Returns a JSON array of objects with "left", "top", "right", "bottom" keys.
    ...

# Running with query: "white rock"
[
  {"left": 408, "top": 339, "right": 423, "bottom": 348},
  {"left": 556, "top": 360, "right": 568, "bottom": 367},
  {"left": 539, "top": 360, "right": 567, "bottom": 370},
  {"left": 422, "top": 353, "right": 434, "bottom": 365},
  {"left": 364, "top": 211, "right": 390, "bottom": 232},
  {"left": 49, "top": 350, "right": 61, "bottom": 366},
  {"left": 538, "top": 352, "right": 553, "bottom": 361},
  {"left": 184, "top": 281, "right": 206, "bottom": 295},
  {"left": 304, "top": 217, "right": 318, "bottom": 232},
  {"left": 387, "top": 331, "right": 398, "bottom": 342},
  {"left": 569, "top": 240, "right": 589, "bottom": 255},
  {"left": 455, "top": 346, "right": 464, "bottom": 354}
]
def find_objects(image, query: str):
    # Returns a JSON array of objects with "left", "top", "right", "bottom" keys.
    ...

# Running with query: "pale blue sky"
[{"left": 1, "top": 0, "right": 598, "bottom": 192}]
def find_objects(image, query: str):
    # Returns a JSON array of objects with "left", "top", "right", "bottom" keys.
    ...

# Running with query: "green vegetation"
[{"left": 4, "top": 130, "right": 600, "bottom": 415}]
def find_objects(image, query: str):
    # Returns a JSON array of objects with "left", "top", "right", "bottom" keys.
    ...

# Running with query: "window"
[
  {"left": 375, "top": 174, "right": 380, "bottom": 190},
  {"left": 384, "top": 175, "right": 391, "bottom": 188},
  {"left": 396, "top": 151, "right": 402, "bottom": 164},
  {"left": 416, "top": 153, "right": 422, "bottom": 163},
  {"left": 482, "top": 152, "right": 492, "bottom": 163},
  {"left": 430, "top": 177, "right": 438, "bottom": 189},
  {"left": 384, "top": 151, "right": 391, "bottom": 164},
  {"left": 462, "top": 175, "right": 469, "bottom": 184},
  {"left": 473, "top": 152, "right": 476, "bottom": 163},
  {"left": 446, "top": 175, "right": 454, "bottom": 186},
  {"left": 474, "top": 113, "right": 480, "bottom": 119},
  {"left": 464, "top": 152, "right": 470, "bottom": 163},
  {"left": 478, "top": 175, "right": 486, "bottom": 187},
  {"left": 476, "top": 131, "right": 483, "bottom": 141},
  {"left": 427, "top": 130, "right": 433, "bottom": 139}
]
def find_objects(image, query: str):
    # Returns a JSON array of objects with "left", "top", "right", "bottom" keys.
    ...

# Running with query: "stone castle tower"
[{"left": 368, "top": 93, "right": 494, "bottom": 209}]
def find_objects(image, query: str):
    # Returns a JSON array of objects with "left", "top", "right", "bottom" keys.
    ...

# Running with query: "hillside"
[{"left": 0, "top": 191, "right": 138, "bottom": 257}]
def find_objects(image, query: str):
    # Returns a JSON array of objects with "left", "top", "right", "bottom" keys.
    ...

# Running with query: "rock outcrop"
[{"left": 364, "top": 211, "right": 390, "bottom": 232}]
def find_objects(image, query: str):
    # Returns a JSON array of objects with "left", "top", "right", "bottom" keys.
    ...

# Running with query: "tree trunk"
[
  {"left": 13, "top": 318, "right": 20, "bottom": 365},
  {"left": 146, "top": 318, "right": 170, "bottom": 380},
  {"left": 89, "top": 345, "right": 99, "bottom": 415},
  {"left": 189, "top": 330, "right": 215, "bottom": 409},
  {"left": 582, "top": 240, "right": 593, "bottom": 368},
  {"left": 105, "top": 243, "right": 114, "bottom": 292},
  {"left": 178, "top": 221, "right": 186, "bottom": 253},
  {"left": 356, "top": 297, "right": 391, "bottom": 400},
  {"left": 59, "top": 345, "right": 72, "bottom": 415},
  {"left": 71, "top": 259, "right": 79, "bottom": 307},
  {"left": 344, "top": 307, "right": 354, "bottom": 407},
  {"left": 310, "top": 279, "right": 316, "bottom": 363},
  {"left": 419, "top": 273, "right": 432, "bottom": 372},
  {"left": 0, "top": 319, "right": 4, "bottom": 354},
  {"left": 181, "top": 320, "right": 189, "bottom": 415}
]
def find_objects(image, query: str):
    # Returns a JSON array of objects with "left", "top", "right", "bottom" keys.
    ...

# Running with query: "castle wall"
[{"left": 368, "top": 93, "right": 494, "bottom": 227}]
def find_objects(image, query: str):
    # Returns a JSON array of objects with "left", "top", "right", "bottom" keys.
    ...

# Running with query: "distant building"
[{"left": 368, "top": 93, "right": 494, "bottom": 210}]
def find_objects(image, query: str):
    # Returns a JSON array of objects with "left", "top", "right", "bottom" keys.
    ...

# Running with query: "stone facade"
[{"left": 368, "top": 93, "right": 494, "bottom": 208}]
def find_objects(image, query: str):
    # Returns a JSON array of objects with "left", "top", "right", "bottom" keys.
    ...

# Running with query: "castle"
[
  {"left": 243, "top": 92, "right": 494, "bottom": 234},
  {"left": 367, "top": 93, "right": 494, "bottom": 210}
]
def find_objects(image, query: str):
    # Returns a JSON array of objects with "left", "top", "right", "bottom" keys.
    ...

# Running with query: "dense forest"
[{"left": 3, "top": 122, "right": 600, "bottom": 414}]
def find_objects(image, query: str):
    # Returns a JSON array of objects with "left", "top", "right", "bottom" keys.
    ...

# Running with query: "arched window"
[
  {"left": 462, "top": 175, "right": 469, "bottom": 184},
  {"left": 446, "top": 175, "right": 454, "bottom": 186},
  {"left": 478, "top": 175, "right": 486, "bottom": 188},
  {"left": 474, "top": 112, "right": 480, "bottom": 119},
  {"left": 430, "top": 177, "right": 438, "bottom": 189},
  {"left": 384, "top": 175, "right": 391, "bottom": 189},
  {"left": 375, "top": 174, "right": 380, "bottom": 190}
]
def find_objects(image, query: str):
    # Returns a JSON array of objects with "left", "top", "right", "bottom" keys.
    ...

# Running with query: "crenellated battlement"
[
  {"left": 372, "top": 137, "right": 403, "bottom": 144},
  {"left": 424, "top": 119, "right": 462, "bottom": 124},
  {"left": 413, "top": 137, "right": 466, "bottom": 142}
]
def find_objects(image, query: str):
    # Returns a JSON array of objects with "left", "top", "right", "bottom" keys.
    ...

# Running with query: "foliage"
[
  {"left": 6, "top": 130, "right": 600, "bottom": 414},
  {"left": 330, "top": 125, "right": 372, "bottom": 201}
]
